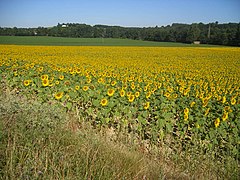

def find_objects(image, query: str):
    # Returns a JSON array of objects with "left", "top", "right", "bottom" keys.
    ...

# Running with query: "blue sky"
[{"left": 0, "top": 0, "right": 239, "bottom": 27}]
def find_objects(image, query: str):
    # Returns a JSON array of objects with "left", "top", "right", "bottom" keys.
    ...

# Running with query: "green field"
[{"left": 0, "top": 36, "right": 220, "bottom": 47}]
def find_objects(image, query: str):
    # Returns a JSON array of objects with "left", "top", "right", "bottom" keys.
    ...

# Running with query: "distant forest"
[{"left": 1, "top": 22, "right": 240, "bottom": 46}]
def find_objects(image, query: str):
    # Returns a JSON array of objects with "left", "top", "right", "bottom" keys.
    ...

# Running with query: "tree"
[{"left": 186, "top": 24, "right": 200, "bottom": 43}]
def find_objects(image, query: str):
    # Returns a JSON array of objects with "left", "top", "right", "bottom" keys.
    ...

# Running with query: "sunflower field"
[{"left": 1, "top": 45, "right": 239, "bottom": 159}]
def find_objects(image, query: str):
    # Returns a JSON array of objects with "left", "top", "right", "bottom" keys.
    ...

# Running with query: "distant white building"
[
  {"left": 62, "top": 24, "right": 68, "bottom": 28},
  {"left": 193, "top": 41, "right": 200, "bottom": 44}
]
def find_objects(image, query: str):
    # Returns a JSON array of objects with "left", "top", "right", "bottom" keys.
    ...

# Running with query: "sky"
[{"left": 0, "top": 0, "right": 239, "bottom": 28}]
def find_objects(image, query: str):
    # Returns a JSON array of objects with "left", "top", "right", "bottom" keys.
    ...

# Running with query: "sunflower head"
[
  {"left": 76, "top": 68, "right": 81, "bottom": 74},
  {"left": 190, "top": 101, "right": 196, "bottom": 108},
  {"left": 111, "top": 81, "right": 117, "bottom": 86},
  {"left": 135, "top": 91, "right": 140, "bottom": 98},
  {"left": 41, "top": 74, "right": 48, "bottom": 80},
  {"left": 214, "top": 118, "right": 220, "bottom": 128},
  {"left": 164, "top": 92, "right": 170, "bottom": 98},
  {"left": 98, "top": 78, "right": 103, "bottom": 83},
  {"left": 54, "top": 92, "right": 64, "bottom": 100},
  {"left": 144, "top": 86, "right": 148, "bottom": 92},
  {"left": 144, "top": 102, "right": 150, "bottom": 110},
  {"left": 172, "top": 93, "right": 178, "bottom": 99},
  {"left": 100, "top": 98, "right": 108, "bottom": 106},
  {"left": 64, "top": 81, "right": 70, "bottom": 86},
  {"left": 222, "top": 96, "right": 227, "bottom": 104},
  {"left": 224, "top": 106, "right": 230, "bottom": 112},
  {"left": 222, "top": 112, "right": 228, "bottom": 121},
  {"left": 38, "top": 67, "right": 43, "bottom": 72},
  {"left": 23, "top": 80, "right": 31, "bottom": 87},
  {"left": 128, "top": 95, "right": 135, "bottom": 103},
  {"left": 120, "top": 89, "right": 125, "bottom": 97},
  {"left": 75, "top": 85, "right": 80, "bottom": 91},
  {"left": 42, "top": 79, "right": 49, "bottom": 87},
  {"left": 107, "top": 89, "right": 115, "bottom": 96},
  {"left": 184, "top": 108, "right": 189, "bottom": 114},
  {"left": 231, "top": 98, "right": 236, "bottom": 105},
  {"left": 184, "top": 114, "right": 189, "bottom": 121},
  {"left": 204, "top": 108, "right": 210, "bottom": 116},
  {"left": 83, "top": 86, "right": 89, "bottom": 91},
  {"left": 87, "top": 78, "right": 91, "bottom": 83},
  {"left": 146, "top": 92, "right": 151, "bottom": 99},
  {"left": 131, "top": 84, "right": 135, "bottom": 90},
  {"left": 59, "top": 75, "right": 64, "bottom": 80}
]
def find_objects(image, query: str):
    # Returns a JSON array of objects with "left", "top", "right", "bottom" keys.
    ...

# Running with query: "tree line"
[{"left": 0, "top": 22, "right": 240, "bottom": 46}]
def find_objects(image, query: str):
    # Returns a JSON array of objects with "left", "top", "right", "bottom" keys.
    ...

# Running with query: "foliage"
[{"left": 0, "top": 22, "right": 240, "bottom": 46}]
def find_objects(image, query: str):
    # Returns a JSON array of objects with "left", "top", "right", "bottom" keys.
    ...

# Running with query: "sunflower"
[
  {"left": 55, "top": 80, "right": 60, "bottom": 85},
  {"left": 126, "top": 91, "right": 132, "bottom": 97},
  {"left": 120, "top": 89, "right": 125, "bottom": 97},
  {"left": 184, "top": 114, "right": 189, "bottom": 121},
  {"left": 42, "top": 79, "right": 49, "bottom": 87},
  {"left": 54, "top": 92, "right": 64, "bottom": 100},
  {"left": 164, "top": 92, "right": 170, "bottom": 98},
  {"left": 222, "top": 112, "right": 228, "bottom": 121},
  {"left": 87, "top": 78, "right": 91, "bottom": 83},
  {"left": 131, "top": 84, "right": 135, "bottom": 90},
  {"left": 144, "top": 86, "right": 148, "bottom": 92},
  {"left": 111, "top": 80, "right": 117, "bottom": 86},
  {"left": 98, "top": 78, "right": 103, "bottom": 83},
  {"left": 144, "top": 102, "right": 150, "bottom": 110},
  {"left": 184, "top": 108, "right": 189, "bottom": 114},
  {"left": 146, "top": 92, "right": 151, "bottom": 99},
  {"left": 179, "top": 87, "right": 184, "bottom": 93},
  {"left": 38, "top": 67, "right": 43, "bottom": 72},
  {"left": 224, "top": 106, "right": 230, "bottom": 112},
  {"left": 83, "top": 86, "right": 89, "bottom": 91},
  {"left": 100, "top": 98, "right": 108, "bottom": 106},
  {"left": 202, "top": 98, "right": 208, "bottom": 107},
  {"left": 41, "top": 74, "right": 48, "bottom": 80},
  {"left": 69, "top": 69, "right": 75, "bottom": 75},
  {"left": 76, "top": 68, "right": 81, "bottom": 74},
  {"left": 222, "top": 96, "right": 226, "bottom": 104},
  {"left": 59, "top": 75, "right": 64, "bottom": 80},
  {"left": 204, "top": 108, "right": 210, "bottom": 116},
  {"left": 172, "top": 93, "right": 178, "bottom": 99},
  {"left": 135, "top": 91, "right": 140, "bottom": 98},
  {"left": 89, "top": 85, "right": 95, "bottom": 90},
  {"left": 190, "top": 101, "right": 196, "bottom": 108},
  {"left": 122, "top": 84, "right": 128, "bottom": 89},
  {"left": 75, "top": 85, "right": 80, "bottom": 90},
  {"left": 23, "top": 80, "right": 31, "bottom": 86},
  {"left": 214, "top": 118, "right": 220, "bottom": 128},
  {"left": 107, "top": 89, "right": 115, "bottom": 96},
  {"left": 231, "top": 98, "right": 236, "bottom": 105},
  {"left": 217, "top": 96, "right": 222, "bottom": 101},
  {"left": 64, "top": 81, "right": 70, "bottom": 86},
  {"left": 128, "top": 95, "right": 135, "bottom": 102}
]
